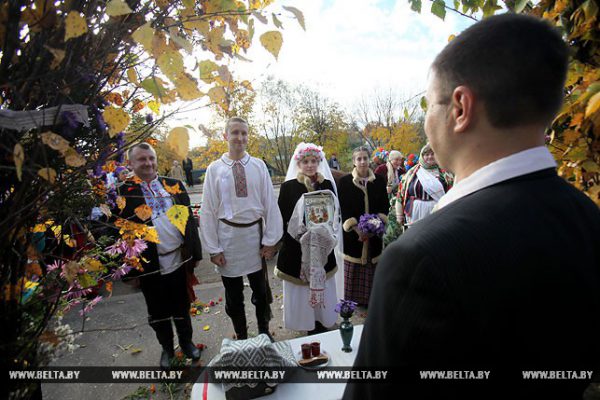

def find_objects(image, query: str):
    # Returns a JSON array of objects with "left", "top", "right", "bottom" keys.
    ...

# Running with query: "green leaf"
[
  {"left": 282, "top": 6, "right": 306, "bottom": 31},
  {"left": 198, "top": 59, "right": 219, "bottom": 83},
  {"left": 404, "top": 108, "right": 409, "bottom": 121},
  {"left": 141, "top": 77, "right": 168, "bottom": 99},
  {"left": 78, "top": 273, "right": 97, "bottom": 289},
  {"left": 420, "top": 96, "right": 428, "bottom": 112},
  {"left": 248, "top": 18, "right": 255, "bottom": 41},
  {"left": 514, "top": 0, "right": 528, "bottom": 13},
  {"left": 409, "top": 0, "right": 422, "bottom": 13},
  {"left": 272, "top": 13, "right": 283, "bottom": 29},
  {"left": 431, "top": 0, "right": 446, "bottom": 20}
]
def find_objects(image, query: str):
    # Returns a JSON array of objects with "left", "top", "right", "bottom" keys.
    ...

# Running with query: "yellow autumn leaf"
[
  {"left": 82, "top": 257, "right": 104, "bottom": 272},
  {"left": 126, "top": 68, "right": 139, "bottom": 86},
  {"left": 208, "top": 86, "right": 227, "bottom": 106},
  {"left": 162, "top": 179, "right": 182, "bottom": 195},
  {"left": 166, "top": 205, "right": 189, "bottom": 235},
  {"left": 166, "top": 127, "right": 190, "bottom": 160},
  {"left": 14, "top": 143, "right": 24, "bottom": 181},
  {"left": 203, "top": 325, "right": 210, "bottom": 331},
  {"left": 64, "top": 147, "right": 86, "bottom": 167},
  {"left": 38, "top": 168, "right": 57, "bottom": 183},
  {"left": 157, "top": 48, "right": 185, "bottom": 80},
  {"left": 65, "top": 11, "right": 88, "bottom": 41},
  {"left": 103, "top": 106, "right": 131, "bottom": 137},
  {"left": 143, "top": 227, "right": 160, "bottom": 243},
  {"left": 241, "top": 80, "right": 254, "bottom": 91},
  {"left": 62, "top": 234, "right": 77, "bottom": 248},
  {"left": 50, "top": 225, "right": 62, "bottom": 238},
  {"left": 206, "top": 26, "right": 225, "bottom": 57},
  {"left": 106, "top": 0, "right": 133, "bottom": 16},
  {"left": 260, "top": 31, "right": 283, "bottom": 60},
  {"left": 134, "top": 204, "right": 153, "bottom": 221},
  {"left": 132, "top": 22, "right": 154, "bottom": 51},
  {"left": 147, "top": 100, "right": 160, "bottom": 114},
  {"left": 174, "top": 74, "right": 204, "bottom": 101},
  {"left": 448, "top": 34, "right": 456, "bottom": 42},
  {"left": 32, "top": 224, "right": 47, "bottom": 233},
  {"left": 41, "top": 131, "right": 70, "bottom": 153},
  {"left": 116, "top": 196, "right": 126, "bottom": 210},
  {"left": 199, "top": 60, "right": 219, "bottom": 83},
  {"left": 585, "top": 91, "right": 600, "bottom": 118},
  {"left": 44, "top": 46, "right": 65, "bottom": 69}
]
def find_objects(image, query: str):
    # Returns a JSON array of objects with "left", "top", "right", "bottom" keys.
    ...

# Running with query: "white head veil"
[
  {"left": 284, "top": 142, "right": 338, "bottom": 195},
  {"left": 284, "top": 142, "right": 344, "bottom": 301}
]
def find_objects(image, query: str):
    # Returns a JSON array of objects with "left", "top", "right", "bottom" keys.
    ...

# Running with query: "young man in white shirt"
[{"left": 200, "top": 117, "right": 283, "bottom": 340}]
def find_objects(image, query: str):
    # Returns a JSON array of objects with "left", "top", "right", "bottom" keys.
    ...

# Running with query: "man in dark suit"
[
  {"left": 182, "top": 156, "right": 194, "bottom": 187},
  {"left": 344, "top": 14, "right": 600, "bottom": 400},
  {"left": 118, "top": 143, "right": 203, "bottom": 369}
]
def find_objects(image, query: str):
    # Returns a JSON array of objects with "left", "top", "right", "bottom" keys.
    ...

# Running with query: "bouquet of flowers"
[
  {"left": 335, "top": 299, "right": 358, "bottom": 318},
  {"left": 372, "top": 147, "right": 389, "bottom": 164},
  {"left": 358, "top": 213, "right": 386, "bottom": 237}
]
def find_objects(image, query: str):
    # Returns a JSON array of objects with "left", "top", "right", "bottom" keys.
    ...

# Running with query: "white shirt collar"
[
  {"left": 221, "top": 152, "right": 250, "bottom": 167},
  {"left": 435, "top": 146, "right": 556, "bottom": 211}
]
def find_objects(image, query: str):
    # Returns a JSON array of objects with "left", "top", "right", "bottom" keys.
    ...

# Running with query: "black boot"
[
  {"left": 174, "top": 315, "right": 200, "bottom": 360},
  {"left": 231, "top": 314, "right": 248, "bottom": 340},
  {"left": 150, "top": 318, "right": 174, "bottom": 369},
  {"left": 258, "top": 316, "right": 274, "bottom": 342}
]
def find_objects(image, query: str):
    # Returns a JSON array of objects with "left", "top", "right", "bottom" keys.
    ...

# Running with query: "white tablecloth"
[{"left": 191, "top": 324, "right": 364, "bottom": 400}]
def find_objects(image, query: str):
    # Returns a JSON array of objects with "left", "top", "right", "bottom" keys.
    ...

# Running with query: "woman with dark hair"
[
  {"left": 337, "top": 146, "right": 388, "bottom": 306},
  {"left": 396, "top": 143, "right": 453, "bottom": 226}
]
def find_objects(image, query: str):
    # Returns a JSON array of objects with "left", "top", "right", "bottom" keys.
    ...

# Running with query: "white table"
[{"left": 192, "top": 324, "right": 364, "bottom": 400}]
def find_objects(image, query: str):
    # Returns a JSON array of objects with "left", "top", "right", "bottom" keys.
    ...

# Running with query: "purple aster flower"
[
  {"left": 115, "top": 132, "right": 126, "bottom": 162},
  {"left": 357, "top": 214, "right": 386, "bottom": 237},
  {"left": 111, "top": 264, "right": 133, "bottom": 280},
  {"left": 79, "top": 295, "right": 103, "bottom": 316},
  {"left": 335, "top": 299, "right": 358, "bottom": 317},
  {"left": 92, "top": 105, "right": 107, "bottom": 134},
  {"left": 124, "top": 239, "right": 148, "bottom": 258}
]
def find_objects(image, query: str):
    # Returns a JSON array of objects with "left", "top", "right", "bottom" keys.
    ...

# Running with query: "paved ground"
[{"left": 43, "top": 183, "right": 367, "bottom": 400}]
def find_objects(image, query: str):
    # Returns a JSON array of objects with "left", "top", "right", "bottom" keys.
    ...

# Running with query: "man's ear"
[
  {"left": 451, "top": 85, "right": 475, "bottom": 133},
  {"left": 223, "top": 132, "right": 228, "bottom": 141}
]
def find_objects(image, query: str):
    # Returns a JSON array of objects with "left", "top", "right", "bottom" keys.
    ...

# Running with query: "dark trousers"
[
  {"left": 140, "top": 266, "right": 194, "bottom": 349},
  {"left": 221, "top": 269, "right": 270, "bottom": 338},
  {"left": 184, "top": 170, "right": 193, "bottom": 186}
]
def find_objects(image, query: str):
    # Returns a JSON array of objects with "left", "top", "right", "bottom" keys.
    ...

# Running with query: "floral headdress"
[
  {"left": 372, "top": 147, "right": 389, "bottom": 164},
  {"left": 293, "top": 143, "right": 324, "bottom": 162}
]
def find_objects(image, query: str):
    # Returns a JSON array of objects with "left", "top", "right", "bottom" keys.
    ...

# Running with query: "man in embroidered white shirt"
[
  {"left": 346, "top": 14, "right": 600, "bottom": 400},
  {"left": 200, "top": 117, "right": 283, "bottom": 340},
  {"left": 117, "top": 143, "right": 203, "bottom": 370}
]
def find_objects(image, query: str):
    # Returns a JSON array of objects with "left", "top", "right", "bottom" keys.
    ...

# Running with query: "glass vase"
[{"left": 339, "top": 314, "right": 354, "bottom": 352}]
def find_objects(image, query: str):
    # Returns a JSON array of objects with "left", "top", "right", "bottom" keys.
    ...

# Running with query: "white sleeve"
[
  {"left": 199, "top": 164, "right": 223, "bottom": 254},
  {"left": 259, "top": 161, "right": 283, "bottom": 246}
]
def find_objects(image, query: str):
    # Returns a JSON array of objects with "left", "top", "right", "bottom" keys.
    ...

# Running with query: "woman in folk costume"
[
  {"left": 338, "top": 146, "right": 389, "bottom": 306},
  {"left": 275, "top": 143, "right": 344, "bottom": 335},
  {"left": 382, "top": 150, "right": 408, "bottom": 246},
  {"left": 396, "top": 143, "right": 453, "bottom": 226}
]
